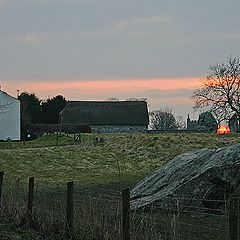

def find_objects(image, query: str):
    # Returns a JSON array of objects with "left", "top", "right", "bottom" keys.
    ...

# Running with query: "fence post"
[
  {"left": 73, "top": 133, "right": 76, "bottom": 144},
  {"left": 229, "top": 197, "right": 239, "bottom": 240},
  {"left": 122, "top": 188, "right": 130, "bottom": 240},
  {"left": 56, "top": 131, "right": 59, "bottom": 146},
  {"left": 27, "top": 177, "right": 35, "bottom": 217},
  {"left": 0, "top": 171, "right": 4, "bottom": 207},
  {"left": 65, "top": 181, "right": 74, "bottom": 239}
]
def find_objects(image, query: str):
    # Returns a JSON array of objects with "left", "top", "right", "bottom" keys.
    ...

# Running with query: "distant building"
[
  {"left": 59, "top": 101, "right": 149, "bottom": 133},
  {"left": 229, "top": 114, "right": 239, "bottom": 132},
  {"left": 187, "top": 114, "right": 199, "bottom": 131},
  {"left": 0, "top": 90, "right": 21, "bottom": 140}
]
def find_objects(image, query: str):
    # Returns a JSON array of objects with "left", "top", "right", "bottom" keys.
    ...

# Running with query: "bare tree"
[
  {"left": 126, "top": 97, "right": 150, "bottom": 109},
  {"left": 126, "top": 98, "right": 139, "bottom": 101},
  {"left": 106, "top": 97, "right": 119, "bottom": 101},
  {"left": 150, "top": 108, "right": 178, "bottom": 130},
  {"left": 192, "top": 56, "right": 240, "bottom": 123},
  {"left": 176, "top": 116, "right": 186, "bottom": 130},
  {"left": 126, "top": 97, "right": 148, "bottom": 102}
]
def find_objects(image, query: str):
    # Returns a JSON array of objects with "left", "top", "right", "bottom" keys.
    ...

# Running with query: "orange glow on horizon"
[
  {"left": 2, "top": 77, "right": 201, "bottom": 109},
  {"left": 24, "top": 77, "right": 201, "bottom": 92},
  {"left": 4, "top": 77, "right": 201, "bottom": 95},
  {"left": 217, "top": 125, "right": 230, "bottom": 135}
]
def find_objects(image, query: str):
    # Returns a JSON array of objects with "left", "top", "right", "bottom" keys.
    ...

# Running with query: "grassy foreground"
[
  {"left": 0, "top": 133, "right": 239, "bottom": 188},
  {"left": 0, "top": 223, "right": 45, "bottom": 240},
  {"left": 0, "top": 133, "right": 239, "bottom": 240}
]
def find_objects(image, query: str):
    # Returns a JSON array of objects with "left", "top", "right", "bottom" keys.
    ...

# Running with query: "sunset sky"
[{"left": 1, "top": 0, "right": 240, "bottom": 118}]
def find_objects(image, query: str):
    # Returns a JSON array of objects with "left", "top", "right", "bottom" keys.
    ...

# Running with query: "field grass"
[
  {"left": 0, "top": 132, "right": 240, "bottom": 188},
  {"left": 0, "top": 223, "right": 45, "bottom": 240},
  {"left": 1, "top": 132, "right": 239, "bottom": 240}
]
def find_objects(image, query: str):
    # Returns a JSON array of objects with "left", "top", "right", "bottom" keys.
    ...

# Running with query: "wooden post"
[
  {"left": 0, "top": 171, "right": 4, "bottom": 207},
  {"left": 27, "top": 177, "right": 35, "bottom": 216},
  {"left": 56, "top": 131, "right": 59, "bottom": 146},
  {"left": 122, "top": 188, "right": 130, "bottom": 240},
  {"left": 229, "top": 198, "right": 239, "bottom": 240},
  {"left": 65, "top": 181, "right": 74, "bottom": 239},
  {"left": 78, "top": 133, "right": 81, "bottom": 143},
  {"left": 21, "top": 132, "right": 25, "bottom": 146}
]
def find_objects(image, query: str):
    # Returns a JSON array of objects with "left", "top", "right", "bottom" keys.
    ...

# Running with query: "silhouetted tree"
[
  {"left": 193, "top": 56, "right": 240, "bottom": 123},
  {"left": 126, "top": 98, "right": 139, "bottom": 101},
  {"left": 18, "top": 92, "right": 41, "bottom": 124},
  {"left": 106, "top": 97, "right": 119, "bottom": 101},
  {"left": 197, "top": 112, "right": 218, "bottom": 132},
  {"left": 176, "top": 116, "right": 186, "bottom": 130},
  {"left": 41, "top": 95, "right": 68, "bottom": 124},
  {"left": 18, "top": 92, "right": 41, "bottom": 138},
  {"left": 150, "top": 108, "right": 178, "bottom": 130}
]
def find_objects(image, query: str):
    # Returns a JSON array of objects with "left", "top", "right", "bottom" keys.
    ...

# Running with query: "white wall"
[{"left": 0, "top": 91, "right": 20, "bottom": 140}]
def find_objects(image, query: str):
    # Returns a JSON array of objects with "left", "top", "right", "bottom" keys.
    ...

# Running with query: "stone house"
[
  {"left": 59, "top": 101, "right": 149, "bottom": 133},
  {"left": 0, "top": 90, "right": 21, "bottom": 140}
]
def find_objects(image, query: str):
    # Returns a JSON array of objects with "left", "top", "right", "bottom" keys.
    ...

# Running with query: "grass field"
[
  {"left": 0, "top": 132, "right": 239, "bottom": 188},
  {"left": 0, "top": 133, "right": 239, "bottom": 240},
  {"left": 0, "top": 223, "right": 46, "bottom": 240}
]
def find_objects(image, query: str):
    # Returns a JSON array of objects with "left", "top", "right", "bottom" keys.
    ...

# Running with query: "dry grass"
[
  {"left": 0, "top": 133, "right": 240, "bottom": 188},
  {"left": 0, "top": 179, "right": 230, "bottom": 240},
  {"left": 0, "top": 133, "right": 238, "bottom": 239}
]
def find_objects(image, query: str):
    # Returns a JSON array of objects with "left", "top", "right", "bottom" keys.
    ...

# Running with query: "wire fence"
[
  {"left": 130, "top": 197, "right": 230, "bottom": 240},
  {"left": 0, "top": 172, "right": 239, "bottom": 240}
]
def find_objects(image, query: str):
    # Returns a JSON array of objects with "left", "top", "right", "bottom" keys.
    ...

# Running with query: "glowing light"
[{"left": 217, "top": 125, "right": 230, "bottom": 135}]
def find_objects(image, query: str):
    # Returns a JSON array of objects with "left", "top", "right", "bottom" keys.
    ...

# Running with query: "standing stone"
[{"left": 131, "top": 144, "right": 240, "bottom": 212}]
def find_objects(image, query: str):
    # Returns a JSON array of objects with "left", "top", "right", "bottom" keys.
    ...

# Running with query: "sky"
[{"left": 1, "top": 0, "right": 240, "bottom": 119}]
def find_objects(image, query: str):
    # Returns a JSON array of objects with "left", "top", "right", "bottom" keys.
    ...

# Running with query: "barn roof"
[{"left": 60, "top": 101, "right": 149, "bottom": 126}]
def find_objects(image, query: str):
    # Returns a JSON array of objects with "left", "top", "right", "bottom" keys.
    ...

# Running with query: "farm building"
[
  {"left": 0, "top": 90, "right": 21, "bottom": 140},
  {"left": 59, "top": 101, "right": 149, "bottom": 133}
]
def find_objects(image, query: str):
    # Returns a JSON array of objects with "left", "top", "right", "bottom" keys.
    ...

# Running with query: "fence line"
[
  {"left": 0, "top": 172, "right": 239, "bottom": 240},
  {"left": 0, "top": 171, "right": 4, "bottom": 207},
  {"left": 122, "top": 188, "right": 130, "bottom": 240},
  {"left": 66, "top": 181, "right": 74, "bottom": 240},
  {"left": 27, "top": 176, "right": 35, "bottom": 218},
  {"left": 229, "top": 198, "right": 239, "bottom": 240}
]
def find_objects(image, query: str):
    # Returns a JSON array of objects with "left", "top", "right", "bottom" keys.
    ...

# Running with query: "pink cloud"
[
  {"left": 5, "top": 77, "right": 201, "bottom": 97},
  {"left": 2, "top": 77, "right": 201, "bottom": 116}
]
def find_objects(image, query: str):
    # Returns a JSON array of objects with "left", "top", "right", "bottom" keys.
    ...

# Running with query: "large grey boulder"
[{"left": 131, "top": 144, "right": 240, "bottom": 211}]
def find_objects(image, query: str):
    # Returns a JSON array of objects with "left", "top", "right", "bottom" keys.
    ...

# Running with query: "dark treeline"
[{"left": 18, "top": 92, "right": 68, "bottom": 132}]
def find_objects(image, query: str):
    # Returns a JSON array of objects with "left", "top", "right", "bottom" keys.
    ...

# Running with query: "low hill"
[{"left": 0, "top": 133, "right": 239, "bottom": 188}]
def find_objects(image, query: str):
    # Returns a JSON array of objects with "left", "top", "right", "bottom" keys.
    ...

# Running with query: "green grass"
[
  {"left": 0, "top": 133, "right": 240, "bottom": 188},
  {"left": 1, "top": 133, "right": 239, "bottom": 240},
  {"left": 0, "top": 223, "right": 45, "bottom": 240}
]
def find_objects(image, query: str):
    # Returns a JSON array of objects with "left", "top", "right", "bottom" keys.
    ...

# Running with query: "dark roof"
[{"left": 60, "top": 101, "right": 149, "bottom": 125}]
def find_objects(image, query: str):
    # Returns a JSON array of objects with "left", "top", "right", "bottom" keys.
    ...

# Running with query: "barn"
[
  {"left": 59, "top": 101, "right": 149, "bottom": 133},
  {"left": 0, "top": 90, "right": 21, "bottom": 140}
]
